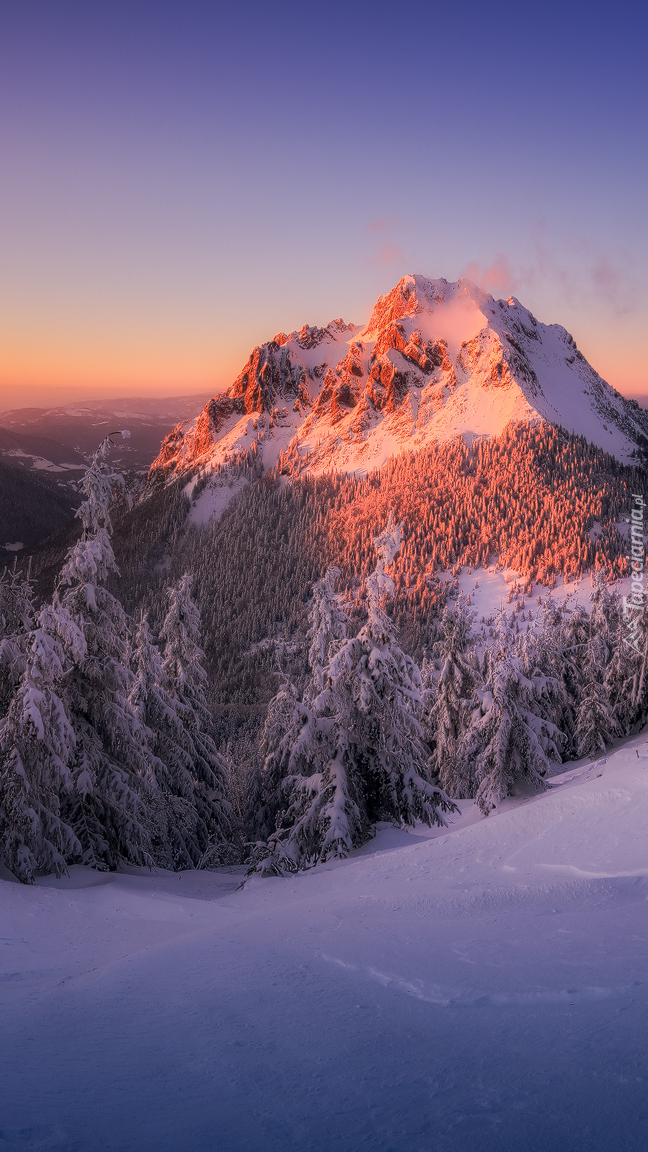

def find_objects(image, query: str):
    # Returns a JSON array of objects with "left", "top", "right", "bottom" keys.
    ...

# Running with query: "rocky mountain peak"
[{"left": 148, "top": 275, "right": 648, "bottom": 489}]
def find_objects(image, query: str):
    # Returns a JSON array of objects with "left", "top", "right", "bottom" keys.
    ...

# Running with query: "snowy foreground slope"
[{"left": 1, "top": 739, "right": 648, "bottom": 1151}]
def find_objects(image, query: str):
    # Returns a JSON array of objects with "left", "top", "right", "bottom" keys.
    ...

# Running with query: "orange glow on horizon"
[
  {"left": 1, "top": 350, "right": 644, "bottom": 414},
  {"left": 0, "top": 283, "right": 645, "bottom": 410}
]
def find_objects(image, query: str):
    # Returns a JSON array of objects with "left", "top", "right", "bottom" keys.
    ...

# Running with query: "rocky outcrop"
[
  {"left": 364, "top": 276, "right": 444, "bottom": 334},
  {"left": 230, "top": 342, "right": 302, "bottom": 412},
  {"left": 372, "top": 321, "right": 449, "bottom": 375}
]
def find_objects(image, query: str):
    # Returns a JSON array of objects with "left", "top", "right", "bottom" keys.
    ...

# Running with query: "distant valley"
[{"left": 0, "top": 394, "right": 211, "bottom": 550}]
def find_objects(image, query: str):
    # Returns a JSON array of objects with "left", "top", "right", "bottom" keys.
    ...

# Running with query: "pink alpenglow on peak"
[{"left": 149, "top": 275, "right": 648, "bottom": 492}]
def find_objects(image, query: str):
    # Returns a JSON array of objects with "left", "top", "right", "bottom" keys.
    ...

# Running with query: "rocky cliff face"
[{"left": 149, "top": 275, "right": 648, "bottom": 487}]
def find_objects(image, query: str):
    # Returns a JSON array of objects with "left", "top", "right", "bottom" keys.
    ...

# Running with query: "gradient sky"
[{"left": 1, "top": 0, "right": 646, "bottom": 408}]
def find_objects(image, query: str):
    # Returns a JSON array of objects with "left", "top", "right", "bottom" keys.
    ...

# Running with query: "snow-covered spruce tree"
[
  {"left": 306, "top": 565, "right": 348, "bottom": 698},
  {"left": 422, "top": 594, "right": 478, "bottom": 795},
  {"left": 54, "top": 432, "right": 157, "bottom": 870},
  {"left": 221, "top": 734, "right": 259, "bottom": 824},
  {"left": 130, "top": 613, "right": 203, "bottom": 869},
  {"left": 455, "top": 618, "right": 565, "bottom": 815},
  {"left": 251, "top": 521, "right": 456, "bottom": 873},
  {"left": 0, "top": 560, "right": 36, "bottom": 717},
  {"left": 519, "top": 597, "right": 571, "bottom": 752},
  {"left": 605, "top": 588, "right": 647, "bottom": 736},
  {"left": 246, "top": 676, "right": 303, "bottom": 854},
  {"left": 576, "top": 632, "right": 616, "bottom": 757},
  {"left": 588, "top": 569, "right": 618, "bottom": 659},
  {"left": 574, "top": 573, "right": 621, "bottom": 757},
  {"left": 159, "top": 575, "right": 233, "bottom": 867},
  {"left": 634, "top": 624, "right": 648, "bottom": 730},
  {"left": 246, "top": 566, "right": 355, "bottom": 863},
  {"left": 556, "top": 597, "right": 591, "bottom": 742},
  {"left": 0, "top": 603, "right": 85, "bottom": 882}
]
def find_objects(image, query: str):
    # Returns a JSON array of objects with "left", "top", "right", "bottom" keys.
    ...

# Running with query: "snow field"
[{"left": 1, "top": 738, "right": 648, "bottom": 1151}]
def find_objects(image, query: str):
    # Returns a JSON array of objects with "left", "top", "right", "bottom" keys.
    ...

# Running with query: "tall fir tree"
[
  {"left": 159, "top": 575, "right": 233, "bottom": 866},
  {"left": 575, "top": 573, "right": 618, "bottom": 757},
  {"left": 251, "top": 518, "right": 456, "bottom": 873},
  {"left": 606, "top": 591, "right": 648, "bottom": 735},
  {"left": 519, "top": 597, "right": 570, "bottom": 752},
  {"left": 576, "top": 634, "right": 616, "bottom": 757},
  {"left": 0, "top": 560, "right": 36, "bottom": 718},
  {"left": 53, "top": 433, "right": 156, "bottom": 870},
  {"left": 455, "top": 619, "right": 564, "bottom": 814},
  {"left": 130, "top": 614, "right": 204, "bottom": 869},
  {"left": 306, "top": 566, "right": 348, "bottom": 697},
  {"left": 422, "top": 594, "right": 478, "bottom": 794},
  {"left": 557, "top": 597, "right": 591, "bottom": 745},
  {"left": 0, "top": 602, "right": 84, "bottom": 881}
]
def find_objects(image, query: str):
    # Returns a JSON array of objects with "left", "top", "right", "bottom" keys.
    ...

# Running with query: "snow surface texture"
[
  {"left": 452, "top": 565, "right": 639, "bottom": 626},
  {"left": 1, "top": 737, "right": 648, "bottom": 1151},
  {"left": 0, "top": 450, "right": 82, "bottom": 473},
  {"left": 150, "top": 276, "right": 648, "bottom": 519}
]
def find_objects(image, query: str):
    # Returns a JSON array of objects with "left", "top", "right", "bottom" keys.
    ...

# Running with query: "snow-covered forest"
[
  {"left": 116, "top": 423, "right": 647, "bottom": 709},
  {"left": 2, "top": 427, "right": 646, "bottom": 880},
  {"left": 0, "top": 437, "right": 234, "bottom": 882}
]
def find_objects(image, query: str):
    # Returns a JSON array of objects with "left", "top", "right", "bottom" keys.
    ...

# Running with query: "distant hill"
[
  {"left": 0, "top": 458, "right": 82, "bottom": 552},
  {"left": 0, "top": 425, "right": 87, "bottom": 473},
  {"left": 0, "top": 394, "right": 213, "bottom": 473},
  {"left": 0, "top": 394, "right": 212, "bottom": 551}
]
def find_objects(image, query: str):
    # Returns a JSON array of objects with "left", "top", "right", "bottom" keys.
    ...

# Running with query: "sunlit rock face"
[{"left": 149, "top": 275, "right": 648, "bottom": 485}]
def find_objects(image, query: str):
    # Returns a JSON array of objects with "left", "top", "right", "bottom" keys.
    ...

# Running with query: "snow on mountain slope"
[
  {"left": 1, "top": 735, "right": 648, "bottom": 1151},
  {"left": 150, "top": 276, "right": 648, "bottom": 505}
]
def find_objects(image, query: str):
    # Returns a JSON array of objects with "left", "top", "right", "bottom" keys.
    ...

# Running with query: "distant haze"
[{"left": 0, "top": 383, "right": 224, "bottom": 413}]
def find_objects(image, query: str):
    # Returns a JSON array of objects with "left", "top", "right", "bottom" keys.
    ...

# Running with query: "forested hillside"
[
  {"left": 2, "top": 420, "right": 647, "bottom": 881},
  {"left": 103, "top": 423, "right": 647, "bottom": 753},
  {"left": 0, "top": 459, "right": 82, "bottom": 550}
]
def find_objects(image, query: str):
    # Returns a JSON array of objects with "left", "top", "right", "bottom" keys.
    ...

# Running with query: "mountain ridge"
[{"left": 149, "top": 275, "right": 648, "bottom": 492}]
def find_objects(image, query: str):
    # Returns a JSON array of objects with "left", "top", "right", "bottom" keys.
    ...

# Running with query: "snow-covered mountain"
[{"left": 150, "top": 275, "right": 648, "bottom": 486}]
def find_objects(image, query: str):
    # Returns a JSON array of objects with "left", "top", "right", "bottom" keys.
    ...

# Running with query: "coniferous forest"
[{"left": 1, "top": 423, "right": 646, "bottom": 880}]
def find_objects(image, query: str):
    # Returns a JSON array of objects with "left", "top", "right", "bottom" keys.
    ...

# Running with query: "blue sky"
[{"left": 0, "top": 0, "right": 646, "bottom": 404}]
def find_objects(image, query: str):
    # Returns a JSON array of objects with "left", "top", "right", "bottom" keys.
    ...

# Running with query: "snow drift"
[{"left": 1, "top": 736, "right": 647, "bottom": 1151}]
